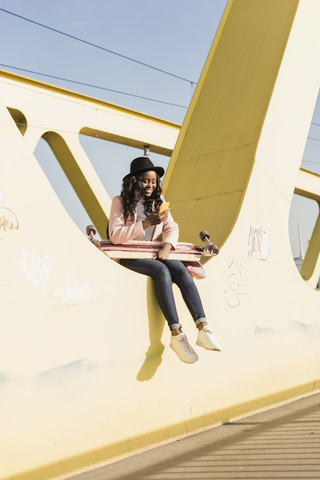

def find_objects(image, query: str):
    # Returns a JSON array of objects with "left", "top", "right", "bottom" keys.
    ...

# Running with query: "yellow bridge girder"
[
  {"left": 295, "top": 169, "right": 320, "bottom": 286},
  {"left": 2, "top": 69, "right": 319, "bottom": 286},
  {"left": 0, "top": 68, "right": 179, "bottom": 237}
]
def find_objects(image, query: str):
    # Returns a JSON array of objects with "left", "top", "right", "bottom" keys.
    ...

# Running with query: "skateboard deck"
[
  {"left": 86, "top": 226, "right": 219, "bottom": 279},
  {"left": 99, "top": 240, "right": 205, "bottom": 261},
  {"left": 99, "top": 240, "right": 207, "bottom": 279}
]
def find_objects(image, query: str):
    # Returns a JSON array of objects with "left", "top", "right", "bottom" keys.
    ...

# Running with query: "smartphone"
[{"left": 159, "top": 202, "right": 170, "bottom": 214}]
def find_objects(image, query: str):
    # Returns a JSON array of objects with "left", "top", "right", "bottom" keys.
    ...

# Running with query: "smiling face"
[{"left": 141, "top": 170, "right": 158, "bottom": 197}]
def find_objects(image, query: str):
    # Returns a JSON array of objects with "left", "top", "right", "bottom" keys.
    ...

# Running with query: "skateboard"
[
  {"left": 86, "top": 225, "right": 219, "bottom": 280},
  {"left": 86, "top": 225, "right": 219, "bottom": 261}
]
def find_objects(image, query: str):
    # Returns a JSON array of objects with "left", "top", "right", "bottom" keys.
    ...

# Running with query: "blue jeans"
[{"left": 120, "top": 258, "right": 206, "bottom": 331}]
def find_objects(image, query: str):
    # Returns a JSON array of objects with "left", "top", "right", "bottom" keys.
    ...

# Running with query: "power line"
[
  {"left": 302, "top": 160, "right": 320, "bottom": 166},
  {"left": 304, "top": 136, "right": 320, "bottom": 166},
  {"left": 0, "top": 64, "right": 189, "bottom": 109},
  {"left": 0, "top": 7, "right": 196, "bottom": 86}
]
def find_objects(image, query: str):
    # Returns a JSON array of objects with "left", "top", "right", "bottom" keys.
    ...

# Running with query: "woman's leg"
[
  {"left": 163, "top": 260, "right": 206, "bottom": 327},
  {"left": 120, "top": 258, "right": 181, "bottom": 331},
  {"left": 120, "top": 258, "right": 199, "bottom": 363},
  {"left": 163, "top": 260, "right": 221, "bottom": 351}
]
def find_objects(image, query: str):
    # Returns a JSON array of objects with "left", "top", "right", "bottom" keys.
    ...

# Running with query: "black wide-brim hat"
[{"left": 123, "top": 157, "right": 165, "bottom": 182}]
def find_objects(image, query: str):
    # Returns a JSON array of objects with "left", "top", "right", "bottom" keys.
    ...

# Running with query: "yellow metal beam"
[
  {"left": 295, "top": 168, "right": 320, "bottom": 201},
  {"left": 0, "top": 69, "right": 179, "bottom": 134},
  {"left": 294, "top": 168, "right": 320, "bottom": 287},
  {"left": 163, "top": 0, "right": 300, "bottom": 247},
  {"left": 0, "top": 68, "right": 179, "bottom": 236},
  {"left": 300, "top": 208, "right": 320, "bottom": 287}
]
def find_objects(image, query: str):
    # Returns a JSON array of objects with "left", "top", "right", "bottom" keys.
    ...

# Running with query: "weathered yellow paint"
[{"left": 1, "top": 1, "right": 320, "bottom": 480}]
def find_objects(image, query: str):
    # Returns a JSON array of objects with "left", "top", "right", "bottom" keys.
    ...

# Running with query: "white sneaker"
[
  {"left": 196, "top": 325, "right": 221, "bottom": 351},
  {"left": 170, "top": 333, "right": 199, "bottom": 364}
]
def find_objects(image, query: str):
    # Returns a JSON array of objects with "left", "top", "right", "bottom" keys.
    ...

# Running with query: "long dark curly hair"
[{"left": 120, "top": 172, "right": 163, "bottom": 222}]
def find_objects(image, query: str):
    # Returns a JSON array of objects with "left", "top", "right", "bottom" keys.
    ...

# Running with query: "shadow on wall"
[{"left": 136, "top": 278, "right": 166, "bottom": 381}]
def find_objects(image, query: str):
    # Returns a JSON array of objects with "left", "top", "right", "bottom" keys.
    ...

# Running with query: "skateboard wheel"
[
  {"left": 199, "top": 230, "right": 210, "bottom": 242},
  {"left": 209, "top": 244, "right": 219, "bottom": 255},
  {"left": 86, "top": 225, "right": 96, "bottom": 236}
]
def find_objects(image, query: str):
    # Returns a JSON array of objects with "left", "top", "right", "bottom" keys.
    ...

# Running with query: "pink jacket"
[{"left": 109, "top": 195, "right": 179, "bottom": 248}]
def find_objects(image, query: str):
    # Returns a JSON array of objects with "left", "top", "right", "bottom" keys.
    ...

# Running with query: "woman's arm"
[
  {"left": 152, "top": 197, "right": 179, "bottom": 250},
  {"left": 109, "top": 196, "right": 145, "bottom": 244},
  {"left": 109, "top": 196, "right": 165, "bottom": 244},
  {"left": 157, "top": 242, "right": 172, "bottom": 261},
  {"left": 162, "top": 209, "right": 179, "bottom": 249},
  {"left": 156, "top": 212, "right": 179, "bottom": 260}
]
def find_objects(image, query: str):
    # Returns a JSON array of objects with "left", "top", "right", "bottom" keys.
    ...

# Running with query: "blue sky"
[{"left": 0, "top": 0, "right": 319, "bottom": 258}]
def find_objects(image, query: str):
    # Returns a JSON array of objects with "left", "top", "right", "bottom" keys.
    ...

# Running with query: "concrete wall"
[{"left": 1, "top": 1, "right": 320, "bottom": 479}]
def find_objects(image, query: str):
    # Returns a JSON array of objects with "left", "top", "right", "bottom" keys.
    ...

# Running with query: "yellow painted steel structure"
[
  {"left": 0, "top": 69, "right": 179, "bottom": 239},
  {"left": 0, "top": 1, "right": 320, "bottom": 479},
  {"left": 295, "top": 169, "right": 320, "bottom": 286}
]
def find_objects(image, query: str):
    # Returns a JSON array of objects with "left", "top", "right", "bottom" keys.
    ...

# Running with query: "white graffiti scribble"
[
  {"left": 225, "top": 259, "right": 248, "bottom": 308},
  {"left": 248, "top": 225, "right": 269, "bottom": 260},
  {"left": 225, "top": 226, "right": 269, "bottom": 308},
  {"left": 53, "top": 276, "right": 95, "bottom": 304},
  {"left": 15, "top": 247, "right": 53, "bottom": 293}
]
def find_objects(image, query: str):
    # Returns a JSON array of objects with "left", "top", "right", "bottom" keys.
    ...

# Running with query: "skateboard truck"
[{"left": 199, "top": 230, "right": 219, "bottom": 256}]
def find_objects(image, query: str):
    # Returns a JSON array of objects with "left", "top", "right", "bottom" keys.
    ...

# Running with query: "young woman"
[{"left": 108, "top": 156, "right": 221, "bottom": 363}]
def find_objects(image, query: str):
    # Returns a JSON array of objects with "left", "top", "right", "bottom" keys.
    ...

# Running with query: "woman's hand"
[
  {"left": 142, "top": 210, "right": 169, "bottom": 229},
  {"left": 157, "top": 242, "right": 172, "bottom": 261}
]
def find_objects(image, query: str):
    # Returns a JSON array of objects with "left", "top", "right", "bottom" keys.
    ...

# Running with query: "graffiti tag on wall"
[
  {"left": 53, "top": 275, "right": 95, "bottom": 304},
  {"left": 225, "top": 225, "right": 269, "bottom": 308},
  {"left": 225, "top": 258, "right": 249, "bottom": 308},
  {"left": 248, "top": 225, "right": 269, "bottom": 260},
  {"left": 15, "top": 247, "right": 53, "bottom": 293},
  {"left": 0, "top": 207, "right": 19, "bottom": 239}
]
